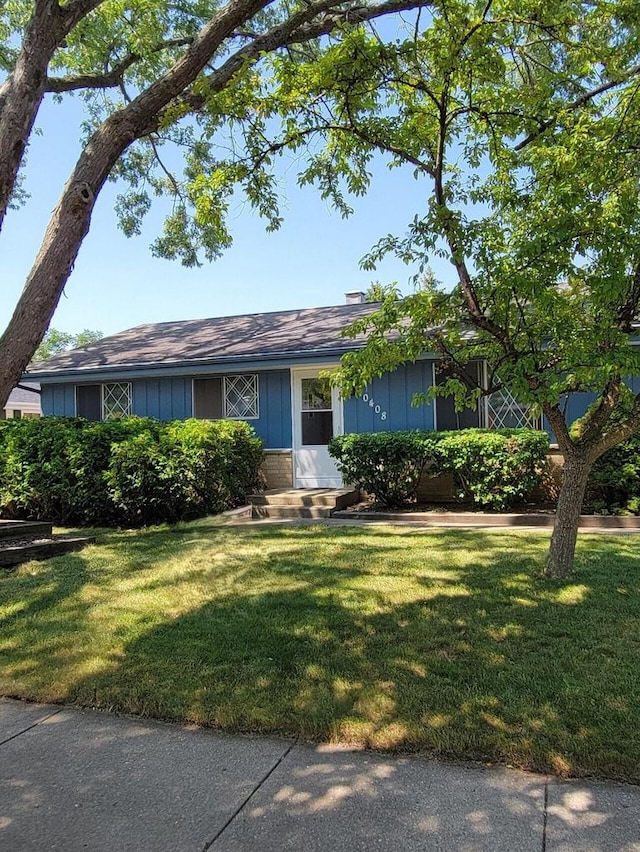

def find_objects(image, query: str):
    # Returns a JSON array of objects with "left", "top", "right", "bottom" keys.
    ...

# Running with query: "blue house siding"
[
  {"left": 252, "top": 370, "right": 292, "bottom": 448},
  {"left": 132, "top": 378, "right": 191, "bottom": 421},
  {"left": 343, "top": 361, "right": 436, "bottom": 433},
  {"left": 41, "top": 370, "right": 292, "bottom": 450},
  {"left": 131, "top": 373, "right": 290, "bottom": 447},
  {"left": 41, "top": 383, "right": 75, "bottom": 416}
]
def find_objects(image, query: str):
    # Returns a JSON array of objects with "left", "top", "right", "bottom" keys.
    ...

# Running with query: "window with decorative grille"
[
  {"left": 486, "top": 388, "right": 539, "bottom": 429},
  {"left": 223, "top": 375, "right": 259, "bottom": 419},
  {"left": 102, "top": 383, "right": 132, "bottom": 419}
]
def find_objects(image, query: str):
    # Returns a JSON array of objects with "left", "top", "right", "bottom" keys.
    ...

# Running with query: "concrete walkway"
[{"left": 1, "top": 699, "right": 638, "bottom": 851}]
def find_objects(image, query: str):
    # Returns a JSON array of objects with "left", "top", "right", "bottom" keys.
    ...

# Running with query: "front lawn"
[{"left": 1, "top": 521, "right": 639, "bottom": 782}]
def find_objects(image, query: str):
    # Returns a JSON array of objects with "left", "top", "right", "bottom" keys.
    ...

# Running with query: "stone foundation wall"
[{"left": 260, "top": 450, "right": 293, "bottom": 489}]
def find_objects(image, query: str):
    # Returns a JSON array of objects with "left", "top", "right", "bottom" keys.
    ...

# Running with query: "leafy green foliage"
[
  {"left": 0, "top": 416, "right": 263, "bottom": 526},
  {"left": 364, "top": 281, "right": 397, "bottom": 302},
  {"left": 282, "top": 0, "right": 640, "bottom": 573},
  {"left": 329, "top": 430, "right": 439, "bottom": 507},
  {"left": 0, "top": 417, "right": 86, "bottom": 524},
  {"left": 434, "top": 429, "right": 550, "bottom": 511},
  {"left": 33, "top": 328, "right": 103, "bottom": 362},
  {"left": 586, "top": 437, "right": 640, "bottom": 515},
  {"left": 329, "top": 428, "right": 549, "bottom": 509}
]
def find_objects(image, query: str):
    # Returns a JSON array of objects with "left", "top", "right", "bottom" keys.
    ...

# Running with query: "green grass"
[{"left": 1, "top": 520, "right": 639, "bottom": 782}]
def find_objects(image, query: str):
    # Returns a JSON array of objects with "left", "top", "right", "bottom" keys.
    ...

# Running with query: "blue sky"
[{"left": 2, "top": 93, "right": 450, "bottom": 338}]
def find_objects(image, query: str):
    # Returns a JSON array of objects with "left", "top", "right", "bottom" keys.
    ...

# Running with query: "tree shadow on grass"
[
  {"left": 68, "top": 533, "right": 640, "bottom": 781},
  {"left": 2, "top": 526, "right": 639, "bottom": 780},
  {"left": 0, "top": 553, "right": 95, "bottom": 697}
]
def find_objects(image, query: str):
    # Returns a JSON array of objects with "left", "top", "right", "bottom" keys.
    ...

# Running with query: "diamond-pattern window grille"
[
  {"left": 224, "top": 375, "right": 259, "bottom": 419},
  {"left": 102, "top": 383, "right": 132, "bottom": 419},
  {"left": 486, "top": 388, "right": 539, "bottom": 429}
]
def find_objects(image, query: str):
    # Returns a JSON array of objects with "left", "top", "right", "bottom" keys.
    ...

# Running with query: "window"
[
  {"left": 486, "top": 388, "right": 539, "bottom": 429},
  {"left": 193, "top": 375, "right": 259, "bottom": 420},
  {"left": 434, "top": 362, "right": 482, "bottom": 430},
  {"left": 224, "top": 375, "right": 259, "bottom": 419},
  {"left": 432, "top": 362, "right": 540, "bottom": 430},
  {"left": 300, "top": 377, "right": 333, "bottom": 446},
  {"left": 102, "top": 383, "right": 132, "bottom": 419},
  {"left": 76, "top": 385, "right": 101, "bottom": 420},
  {"left": 76, "top": 383, "right": 131, "bottom": 420},
  {"left": 193, "top": 377, "right": 223, "bottom": 419}
]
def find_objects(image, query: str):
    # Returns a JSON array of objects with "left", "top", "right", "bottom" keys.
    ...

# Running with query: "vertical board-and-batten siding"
[
  {"left": 343, "top": 361, "right": 436, "bottom": 433},
  {"left": 133, "top": 378, "right": 191, "bottom": 420},
  {"left": 41, "top": 383, "right": 76, "bottom": 416},
  {"left": 255, "top": 370, "right": 292, "bottom": 448},
  {"left": 40, "top": 369, "right": 292, "bottom": 450}
]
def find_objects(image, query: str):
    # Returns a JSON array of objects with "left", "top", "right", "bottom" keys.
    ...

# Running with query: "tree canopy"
[
  {"left": 294, "top": 0, "right": 640, "bottom": 576},
  {"left": 3, "top": 0, "right": 640, "bottom": 575},
  {"left": 0, "top": 0, "right": 427, "bottom": 408},
  {"left": 33, "top": 328, "right": 103, "bottom": 362}
]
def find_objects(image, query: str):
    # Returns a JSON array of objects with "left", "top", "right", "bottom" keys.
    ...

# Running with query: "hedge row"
[
  {"left": 329, "top": 429, "right": 550, "bottom": 510},
  {"left": 0, "top": 416, "right": 264, "bottom": 526}
]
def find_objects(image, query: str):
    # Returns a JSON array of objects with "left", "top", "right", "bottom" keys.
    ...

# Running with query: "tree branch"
[
  {"left": 59, "top": 0, "right": 108, "bottom": 31},
  {"left": 515, "top": 62, "right": 640, "bottom": 151},
  {"left": 46, "top": 37, "right": 196, "bottom": 93},
  {"left": 0, "top": 0, "right": 66, "bottom": 232},
  {"left": 589, "top": 397, "right": 640, "bottom": 459},
  {"left": 161, "top": 0, "right": 434, "bottom": 134},
  {"left": 543, "top": 402, "right": 574, "bottom": 455},
  {"left": 0, "top": 0, "right": 432, "bottom": 407},
  {"left": 577, "top": 377, "right": 622, "bottom": 447}
]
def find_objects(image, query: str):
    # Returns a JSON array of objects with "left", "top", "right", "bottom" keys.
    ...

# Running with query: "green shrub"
[
  {"left": 328, "top": 431, "right": 439, "bottom": 507},
  {"left": 586, "top": 435, "right": 640, "bottom": 515},
  {"left": 104, "top": 427, "right": 174, "bottom": 526},
  {"left": 329, "top": 428, "right": 549, "bottom": 510},
  {"left": 0, "top": 416, "right": 264, "bottom": 526},
  {"left": 0, "top": 417, "right": 75, "bottom": 522},
  {"left": 433, "top": 429, "right": 550, "bottom": 510},
  {"left": 71, "top": 418, "right": 159, "bottom": 525},
  {"left": 573, "top": 388, "right": 640, "bottom": 515}
]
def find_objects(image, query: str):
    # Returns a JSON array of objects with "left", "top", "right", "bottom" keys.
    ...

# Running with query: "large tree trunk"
[
  {"left": 0, "top": 0, "right": 64, "bottom": 232},
  {"left": 0, "top": 0, "right": 274, "bottom": 410},
  {"left": 544, "top": 454, "right": 593, "bottom": 579},
  {"left": 0, "top": 0, "right": 438, "bottom": 408}
]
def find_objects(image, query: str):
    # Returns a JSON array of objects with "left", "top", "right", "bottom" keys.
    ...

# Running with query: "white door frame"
[{"left": 291, "top": 366, "right": 343, "bottom": 488}]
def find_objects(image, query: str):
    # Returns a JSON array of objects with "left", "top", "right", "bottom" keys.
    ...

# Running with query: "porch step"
[
  {"left": 0, "top": 520, "right": 53, "bottom": 540},
  {"left": 247, "top": 488, "right": 360, "bottom": 519},
  {"left": 251, "top": 505, "right": 333, "bottom": 519},
  {"left": 0, "top": 536, "right": 95, "bottom": 568},
  {"left": 0, "top": 519, "right": 94, "bottom": 569}
]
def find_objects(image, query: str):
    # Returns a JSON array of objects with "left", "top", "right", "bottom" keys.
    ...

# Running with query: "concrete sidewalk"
[{"left": 1, "top": 699, "right": 639, "bottom": 851}]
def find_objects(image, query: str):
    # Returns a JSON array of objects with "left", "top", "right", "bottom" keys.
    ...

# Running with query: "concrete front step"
[
  {"left": 251, "top": 505, "right": 333, "bottom": 519},
  {"left": 0, "top": 520, "right": 53, "bottom": 540},
  {"left": 248, "top": 488, "right": 360, "bottom": 519},
  {"left": 248, "top": 489, "right": 359, "bottom": 509}
]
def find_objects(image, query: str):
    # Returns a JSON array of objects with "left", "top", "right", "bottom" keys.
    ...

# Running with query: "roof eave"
[{"left": 24, "top": 343, "right": 365, "bottom": 382}]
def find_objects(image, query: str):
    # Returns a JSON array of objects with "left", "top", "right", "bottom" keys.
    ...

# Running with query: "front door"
[{"left": 292, "top": 368, "right": 343, "bottom": 488}]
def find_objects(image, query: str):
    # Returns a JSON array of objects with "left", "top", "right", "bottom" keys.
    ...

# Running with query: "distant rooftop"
[{"left": 4, "top": 382, "right": 41, "bottom": 412}]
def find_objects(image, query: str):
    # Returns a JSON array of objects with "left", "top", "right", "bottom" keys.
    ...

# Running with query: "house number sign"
[{"left": 362, "top": 392, "right": 387, "bottom": 421}]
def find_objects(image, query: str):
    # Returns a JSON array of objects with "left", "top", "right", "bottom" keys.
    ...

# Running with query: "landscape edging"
[{"left": 331, "top": 510, "right": 640, "bottom": 529}]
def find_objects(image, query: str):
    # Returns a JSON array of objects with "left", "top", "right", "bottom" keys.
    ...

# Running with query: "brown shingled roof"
[{"left": 27, "top": 302, "right": 378, "bottom": 375}]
